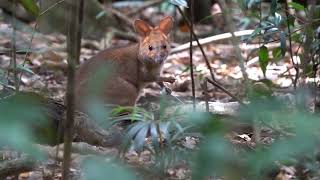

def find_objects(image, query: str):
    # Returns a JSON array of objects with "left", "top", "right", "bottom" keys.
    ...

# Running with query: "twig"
[
  {"left": 63, "top": 0, "right": 83, "bottom": 179},
  {"left": 76, "top": 0, "right": 84, "bottom": 65},
  {"left": 259, "top": 0, "right": 263, "bottom": 79},
  {"left": 300, "top": 3, "right": 317, "bottom": 88},
  {"left": 39, "top": 0, "right": 65, "bottom": 16},
  {"left": 51, "top": 0, "right": 74, "bottom": 178},
  {"left": 189, "top": 0, "right": 196, "bottom": 110},
  {"left": 217, "top": 0, "right": 248, "bottom": 83},
  {"left": 315, "top": 28, "right": 320, "bottom": 113},
  {"left": 279, "top": 6, "right": 304, "bottom": 24},
  {"left": 18, "top": 0, "right": 65, "bottom": 90},
  {"left": 11, "top": 0, "right": 18, "bottom": 92},
  {"left": 206, "top": 78, "right": 245, "bottom": 106},
  {"left": 254, "top": 0, "right": 262, "bottom": 143},
  {"left": 285, "top": 0, "right": 298, "bottom": 89},
  {"left": 312, "top": 57, "right": 319, "bottom": 112},
  {"left": 176, "top": 6, "right": 216, "bottom": 81},
  {"left": 203, "top": 79, "right": 209, "bottom": 112}
]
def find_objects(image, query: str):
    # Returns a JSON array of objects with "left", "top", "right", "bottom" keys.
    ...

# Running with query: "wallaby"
[{"left": 75, "top": 17, "right": 175, "bottom": 111}]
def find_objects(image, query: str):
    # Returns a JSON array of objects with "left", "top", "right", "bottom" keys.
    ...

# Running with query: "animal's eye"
[
  {"left": 162, "top": 45, "right": 167, "bottom": 49},
  {"left": 148, "top": 45, "right": 153, "bottom": 51}
]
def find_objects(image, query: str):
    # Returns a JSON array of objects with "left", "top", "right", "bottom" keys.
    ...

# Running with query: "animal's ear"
[
  {"left": 158, "top": 16, "right": 174, "bottom": 35},
  {"left": 134, "top": 19, "right": 152, "bottom": 37}
]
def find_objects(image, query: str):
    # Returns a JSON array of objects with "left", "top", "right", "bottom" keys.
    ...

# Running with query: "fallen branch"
[
  {"left": 2, "top": 92, "right": 122, "bottom": 148},
  {"left": 36, "top": 142, "right": 118, "bottom": 161},
  {"left": 177, "top": 101, "right": 241, "bottom": 116},
  {"left": 208, "top": 43, "right": 280, "bottom": 51},
  {"left": 171, "top": 30, "right": 254, "bottom": 54},
  {"left": 42, "top": 95, "right": 123, "bottom": 147}
]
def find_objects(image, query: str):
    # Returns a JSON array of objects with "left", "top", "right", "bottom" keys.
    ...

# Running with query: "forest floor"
[{"left": 0, "top": 7, "right": 318, "bottom": 180}]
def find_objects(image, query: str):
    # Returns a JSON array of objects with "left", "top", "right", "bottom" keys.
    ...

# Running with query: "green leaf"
[
  {"left": 305, "top": 64, "right": 313, "bottom": 77},
  {"left": 150, "top": 123, "right": 160, "bottom": 149},
  {"left": 291, "top": 31, "right": 302, "bottom": 43},
  {"left": 286, "top": 15, "right": 295, "bottom": 27},
  {"left": 288, "top": 2, "right": 305, "bottom": 11},
  {"left": 199, "top": 15, "right": 214, "bottom": 24},
  {"left": 251, "top": 81, "right": 273, "bottom": 98},
  {"left": 168, "top": 0, "right": 188, "bottom": 8},
  {"left": 19, "top": 0, "right": 40, "bottom": 16},
  {"left": 127, "top": 122, "right": 145, "bottom": 140},
  {"left": 95, "top": 11, "right": 106, "bottom": 19},
  {"left": 258, "top": 46, "right": 269, "bottom": 76},
  {"left": 17, "top": 64, "right": 35, "bottom": 75},
  {"left": 133, "top": 123, "right": 149, "bottom": 151},
  {"left": 272, "top": 47, "right": 282, "bottom": 60},
  {"left": 0, "top": 92, "right": 46, "bottom": 159}
]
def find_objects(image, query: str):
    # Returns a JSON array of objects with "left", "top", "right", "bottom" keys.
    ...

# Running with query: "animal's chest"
[{"left": 138, "top": 63, "right": 162, "bottom": 87}]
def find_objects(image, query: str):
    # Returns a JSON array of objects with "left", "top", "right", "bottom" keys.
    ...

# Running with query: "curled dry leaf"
[{"left": 275, "top": 166, "right": 296, "bottom": 180}]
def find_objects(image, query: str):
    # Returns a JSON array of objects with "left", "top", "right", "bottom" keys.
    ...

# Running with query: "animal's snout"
[{"left": 154, "top": 53, "right": 167, "bottom": 63}]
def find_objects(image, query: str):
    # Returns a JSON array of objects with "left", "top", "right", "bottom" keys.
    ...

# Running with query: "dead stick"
[
  {"left": 171, "top": 30, "right": 254, "bottom": 54},
  {"left": 177, "top": 6, "right": 216, "bottom": 81},
  {"left": 203, "top": 79, "right": 209, "bottom": 112},
  {"left": 189, "top": 0, "right": 196, "bottom": 110},
  {"left": 206, "top": 78, "right": 245, "bottom": 106},
  {"left": 18, "top": 0, "right": 66, "bottom": 90}
]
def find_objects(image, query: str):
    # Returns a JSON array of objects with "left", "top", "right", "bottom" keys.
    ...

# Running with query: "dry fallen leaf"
[{"left": 275, "top": 166, "right": 296, "bottom": 180}]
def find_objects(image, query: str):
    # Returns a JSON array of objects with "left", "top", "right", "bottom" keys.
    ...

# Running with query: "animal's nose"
[
  {"left": 160, "top": 53, "right": 166, "bottom": 58},
  {"left": 155, "top": 54, "right": 165, "bottom": 63}
]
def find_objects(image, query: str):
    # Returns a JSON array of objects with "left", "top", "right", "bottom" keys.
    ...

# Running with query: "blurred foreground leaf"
[
  {"left": 288, "top": 2, "right": 305, "bottom": 11},
  {"left": 19, "top": 0, "right": 40, "bottom": 16},
  {"left": 82, "top": 157, "right": 137, "bottom": 180},
  {"left": 258, "top": 46, "right": 269, "bottom": 76},
  {"left": 168, "top": 0, "right": 188, "bottom": 8},
  {"left": 0, "top": 92, "right": 46, "bottom": 159}
]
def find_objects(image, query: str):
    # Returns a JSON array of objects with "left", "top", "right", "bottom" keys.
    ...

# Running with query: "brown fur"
[{"left": 75, "top": 17, "right": 174, "bottom": 112}]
